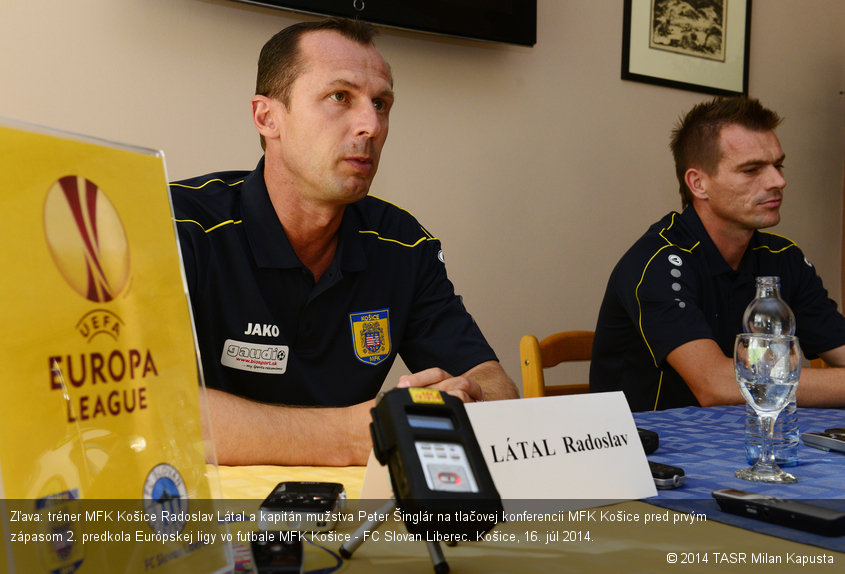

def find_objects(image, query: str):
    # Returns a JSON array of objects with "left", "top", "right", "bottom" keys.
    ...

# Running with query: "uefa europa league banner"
[{"left": 0, "top": 121, "right": 230, "bottom": 573}]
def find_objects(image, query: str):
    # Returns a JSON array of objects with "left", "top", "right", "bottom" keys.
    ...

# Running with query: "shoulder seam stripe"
[
  {"left": 635, "top": 244, "right": 673, "bottom": 368},
  {"left": 634, "top": 214, "right": 701, "bottom": 401},
  {"left": 174, "top": 218, "right": 242, "bottom": 233},
  {"left": 658, "top": 214, "right": 700, "bottom": 253},
  {"left": 368, "top": 195, "right": 436, "bottom": 240},
  {"left": 752, "top": 244, "right": 795, "bottom": 254},
  {"left": 357, "top": 229, "right": 438, "bottom": 247},
  {"left": 638, "top": 214, "right": 701, "bottom": 410},
  {"left": 752, "top": 236, "right": 797, "bottom": 254},
  {"left": 171, "top": 178, "right": 244, "bottom": 190},
  {"left": 753, "top": 231, "right": 797, "bottom": 254}
]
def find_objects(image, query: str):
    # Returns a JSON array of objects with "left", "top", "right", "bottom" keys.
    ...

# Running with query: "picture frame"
[{"left": 621, "top": 0, "right": 751, "bottom": 96}]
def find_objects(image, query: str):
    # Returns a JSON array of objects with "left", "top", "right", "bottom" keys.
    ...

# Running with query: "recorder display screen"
[{"left": 407, "top": 413, "right": 454, "bottom": 431}]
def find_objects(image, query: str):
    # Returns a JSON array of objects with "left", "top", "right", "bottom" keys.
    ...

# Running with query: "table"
[
  {"left": 215, "top": 405, "right": 845, "bottom": 573},
  {"left": 635, "top": 406, "right": 845, "bottom": 553}
]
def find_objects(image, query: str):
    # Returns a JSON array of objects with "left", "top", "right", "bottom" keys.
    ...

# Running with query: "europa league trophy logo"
[{"left": 43, "top": 176, "right": 130, "bottom": 302}]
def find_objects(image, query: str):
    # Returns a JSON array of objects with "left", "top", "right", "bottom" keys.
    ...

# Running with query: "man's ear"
[
  {"left": 252, "top": 95, "right": 278, "bottom": 140},
  {"left": 684, "top": 167, "right": 708, "bottom": 201}
]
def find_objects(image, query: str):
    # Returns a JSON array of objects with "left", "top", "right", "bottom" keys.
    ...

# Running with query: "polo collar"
[
  {"left": 681, "top": 206, "right": 758, "bottom": 282},
  {"left": 241, "top": 157, "right": 367, "bottom": 273}
]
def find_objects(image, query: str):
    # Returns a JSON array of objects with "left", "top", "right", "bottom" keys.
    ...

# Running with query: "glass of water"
[{"left": 734, "top": 333, "right": 801, "bottom": 483}]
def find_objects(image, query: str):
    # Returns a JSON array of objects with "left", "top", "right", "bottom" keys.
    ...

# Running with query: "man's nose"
[
  {"left": 767, "top": 165, "right": 786, "bottom": 189},
  {"left": 354, "top": 102, "right": 384, "bottom": 139}
]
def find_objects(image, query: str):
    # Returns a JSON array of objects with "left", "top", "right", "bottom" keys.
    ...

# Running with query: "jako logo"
[{"left": 43, "top": 175, "right": 130, "bottom": 302}]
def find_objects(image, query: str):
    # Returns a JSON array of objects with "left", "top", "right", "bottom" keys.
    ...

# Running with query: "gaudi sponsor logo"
[
  {"left": 221, "top": 339, "right": 289, "bottom": 374},
  {"left": 43, "top": 176, "right": 156, "bottom": 423}
]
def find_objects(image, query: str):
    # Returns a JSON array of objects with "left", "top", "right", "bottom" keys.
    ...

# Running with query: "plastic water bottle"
[{"left": 742, "top": 276, "right": 799, "bottom": 467}]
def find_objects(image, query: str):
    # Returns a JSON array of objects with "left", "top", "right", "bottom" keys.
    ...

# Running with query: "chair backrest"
[
  {"left": 520, "top": 331, "right": 594, "bottom": 398},
  {"left": 810, "top": 357, "right": 828, "bottom": 369}
]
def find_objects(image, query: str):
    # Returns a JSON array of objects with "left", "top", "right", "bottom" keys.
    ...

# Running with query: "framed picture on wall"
[{"left": 621, "top": 0, "right": 751, "bottom": 96}]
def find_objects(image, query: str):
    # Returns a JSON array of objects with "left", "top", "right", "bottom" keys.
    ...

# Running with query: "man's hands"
[
  {"left": 204, "top": 388, "right": 375, "bottom": 467},
  {"left": 397, "top": 367, "right": 483, "bottom": 402},
  {"left": 205, "top": 361, "right": 517, "bottom": 467},
  {"left": 396, "top": 360, "right": 518, "bottom": 403}
]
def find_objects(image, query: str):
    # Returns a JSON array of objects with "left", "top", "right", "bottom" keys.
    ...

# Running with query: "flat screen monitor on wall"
[{"left": 230, "top": 1, "right": 537, "bottom": 47}]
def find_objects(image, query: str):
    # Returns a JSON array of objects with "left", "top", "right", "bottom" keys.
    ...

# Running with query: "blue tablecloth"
[{"left": 634, "top": 405, "right": 845, "bottom": 552}]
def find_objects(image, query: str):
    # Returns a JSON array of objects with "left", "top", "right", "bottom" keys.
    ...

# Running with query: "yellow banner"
[{"left": 0, "top": 122, "right": 230, "bottom": 573}]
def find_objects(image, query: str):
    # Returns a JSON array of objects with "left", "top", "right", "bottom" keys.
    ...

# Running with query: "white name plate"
[
  {"left": 466, "top": 391, "right": 656, "bottom": 512},
  {"left": 360, "top": 392, "right": 657, "bottom": 513}
]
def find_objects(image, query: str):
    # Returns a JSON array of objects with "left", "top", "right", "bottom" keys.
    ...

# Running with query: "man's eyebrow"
[
  {"left": 327, "top": 78, "right": 359, "bottom": 90},
  {"left": 736, "top": 154, "right": 786, "bottom": 169},
  {"left": 327, "top": 79, "right": 394, "bottom": 100}
]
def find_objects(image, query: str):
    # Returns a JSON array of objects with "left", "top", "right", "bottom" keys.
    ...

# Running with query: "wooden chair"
[
  {"left": 810, "top": 357, "right": 828, "bottom": 369},
  {"left": 519, "top": 331, "right": 594, "bottom": 398}
]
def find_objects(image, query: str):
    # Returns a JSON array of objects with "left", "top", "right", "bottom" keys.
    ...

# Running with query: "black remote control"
[{"left": 712, "top": 489, "right": 845, "bottom": 536}]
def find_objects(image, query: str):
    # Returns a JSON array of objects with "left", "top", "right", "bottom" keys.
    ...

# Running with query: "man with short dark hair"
[
  {"left": 590, "top": 96, "right": 845, "bottom": 411},
  {"left": 171, "top": 19, "right": 517, "bottom": 465}
]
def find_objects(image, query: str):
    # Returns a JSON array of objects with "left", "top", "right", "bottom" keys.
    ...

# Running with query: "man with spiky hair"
[{"left": 591, "top": 96, "right": 845, "bottom": 411}]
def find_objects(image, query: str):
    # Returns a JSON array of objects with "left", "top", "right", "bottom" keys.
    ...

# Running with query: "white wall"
[{"left": 2, "top": 0, "right": 843, "bottom": 389}]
